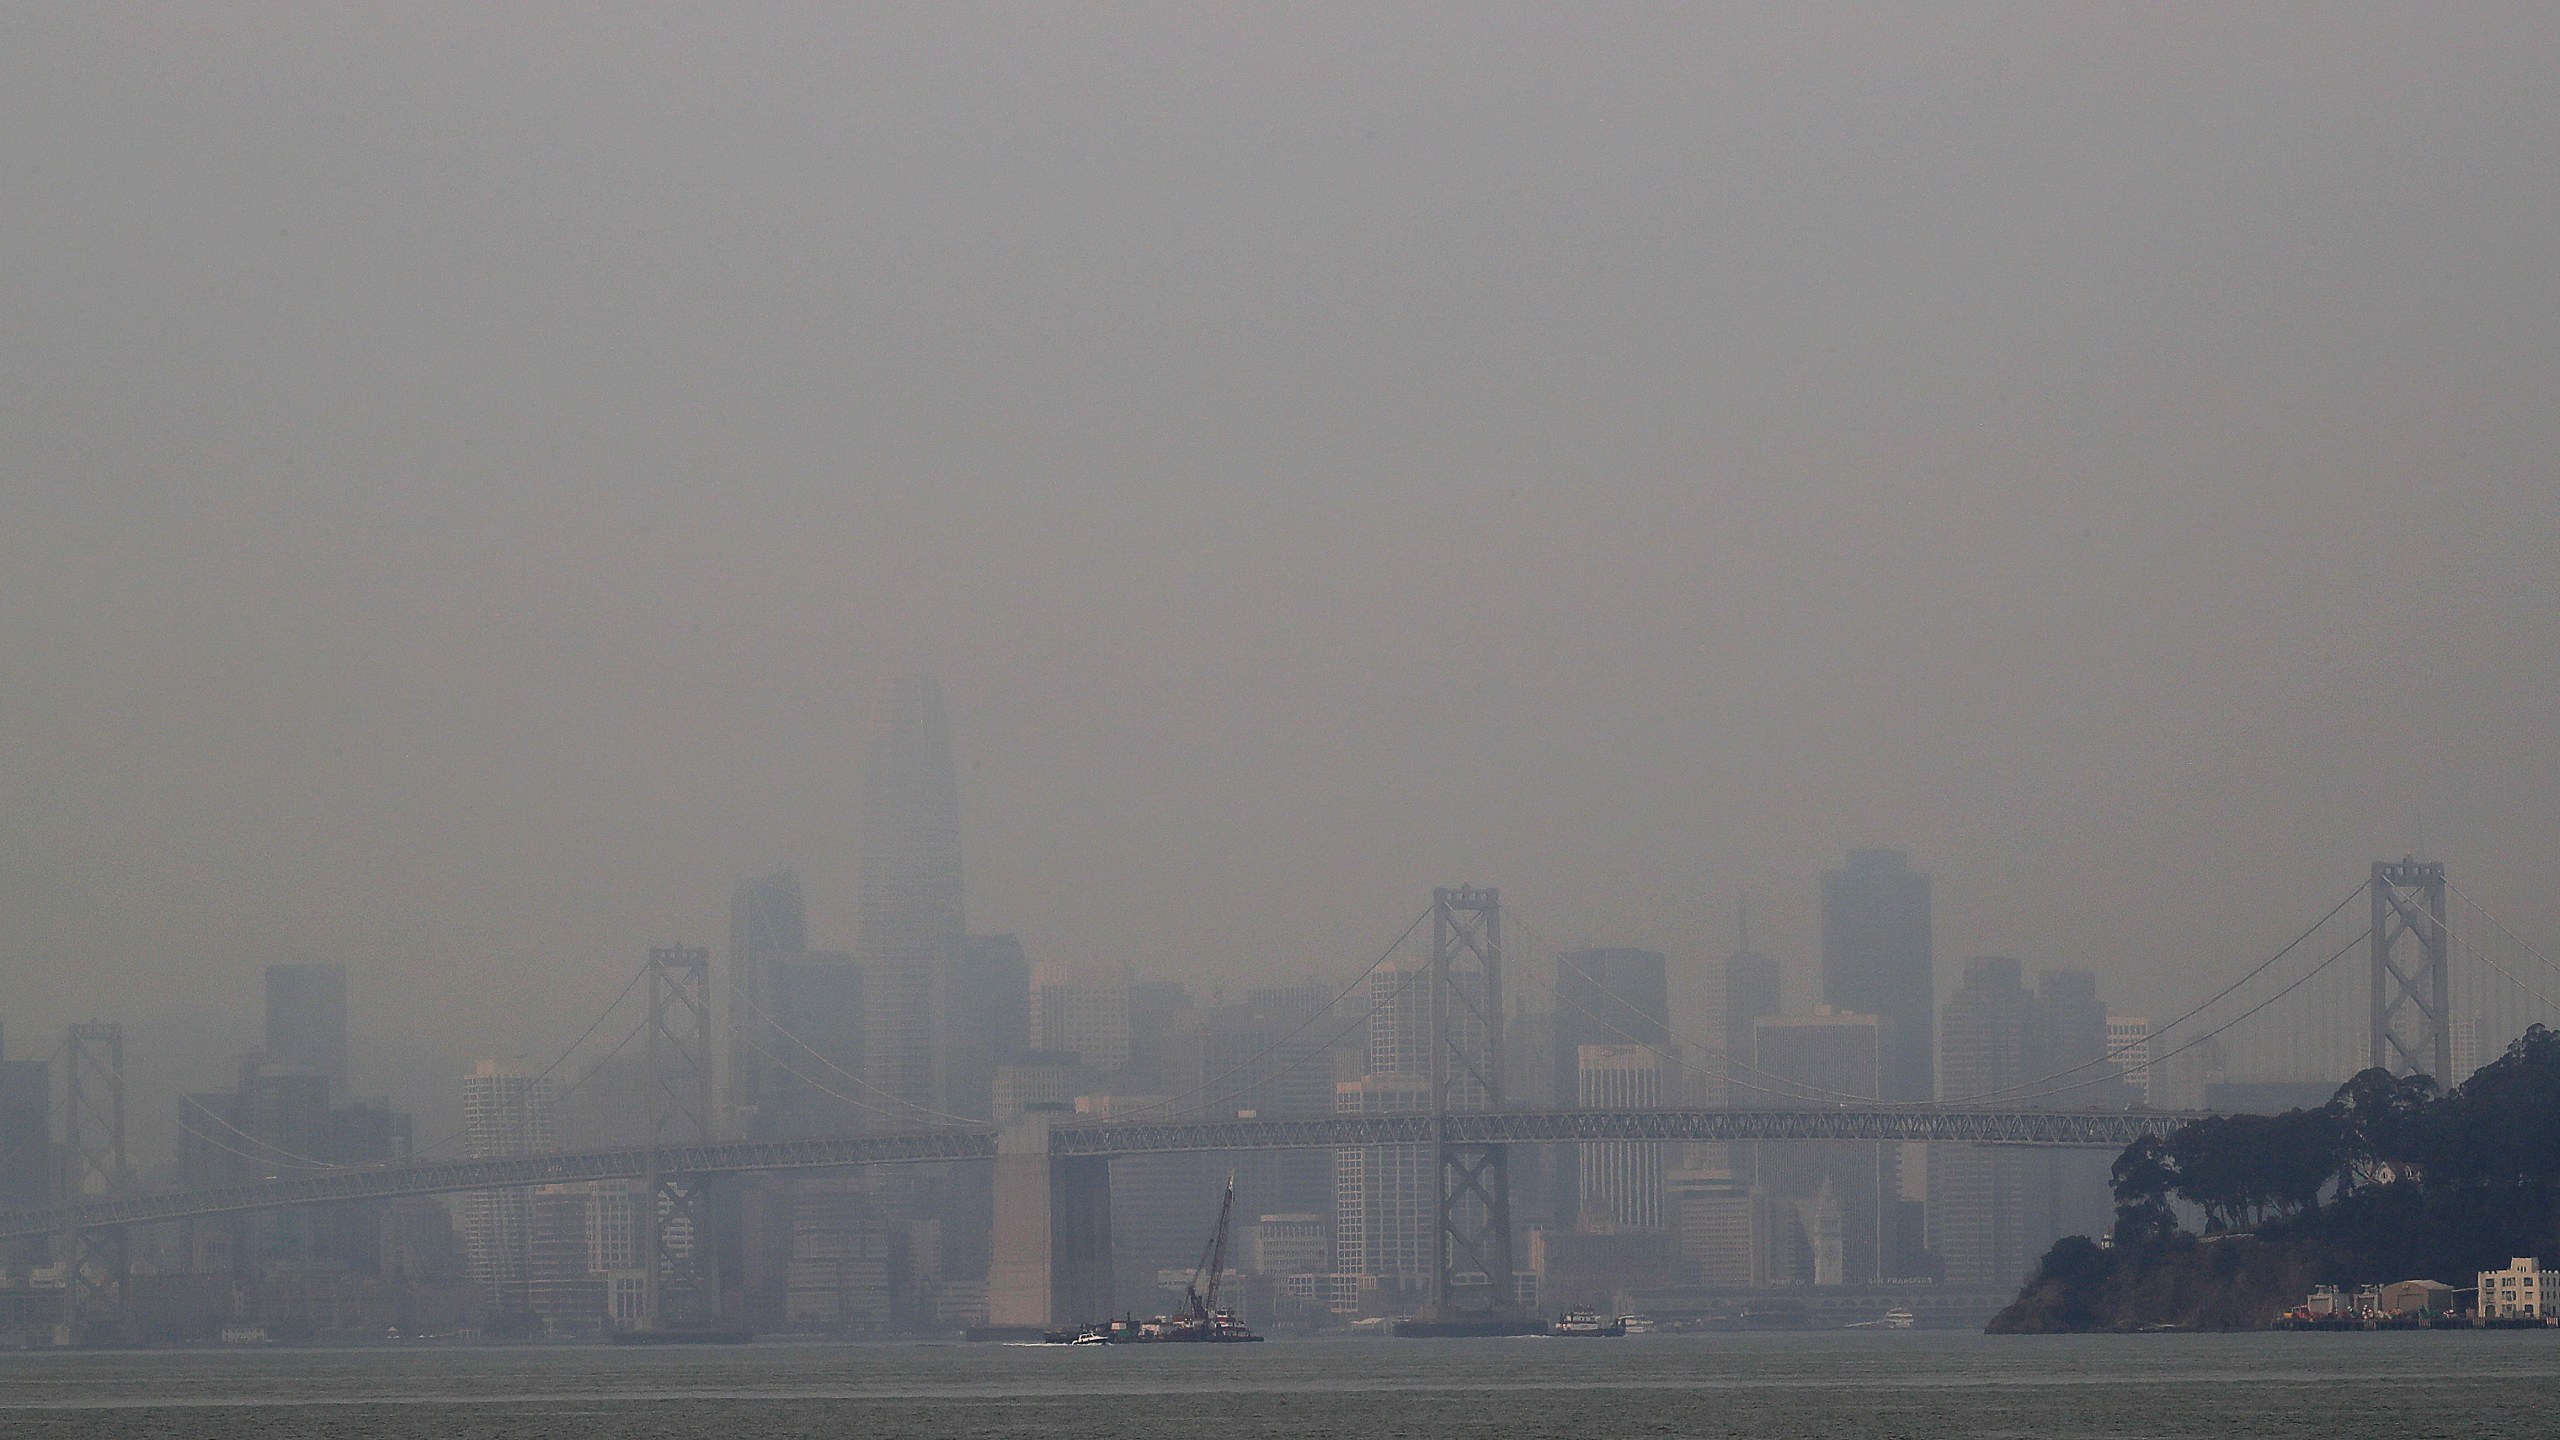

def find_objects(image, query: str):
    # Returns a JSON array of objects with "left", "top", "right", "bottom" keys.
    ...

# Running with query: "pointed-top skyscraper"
[{"left": 857, "top": 672, "right": 966, "bottom": 1120}]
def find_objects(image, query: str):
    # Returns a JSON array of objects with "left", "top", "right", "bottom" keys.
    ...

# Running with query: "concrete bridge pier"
[{"left": 987, "top": 1110, "right": 1112, "bottom": 1331}]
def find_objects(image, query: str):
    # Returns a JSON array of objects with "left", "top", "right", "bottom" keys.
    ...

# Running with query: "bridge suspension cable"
[
  {"left": 726, "top": 981, "right": 985, "bottom": 1127},
  {"left": 1988, "top": 925, "right": 2371, "bottom": 1107},
  {"left": 2446, "top": 878, "right": 2560, "bottom": 1018},
  {"left": 1100, "top": 902, "right": 1433, "bottom": 1122},
  {"left": 1951, "top": 881, "right": 2366, "bottom": 1105},
  {"left": 409, "top": 956, "right": 654, "bottom": 1159}
]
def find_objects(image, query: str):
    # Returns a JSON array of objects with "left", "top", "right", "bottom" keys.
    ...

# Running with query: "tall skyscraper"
[
  {"left": 1576, "top": 1044, "right": 1667, "bottom": 1231},
  {"left": 0, "top": 1025, "right": 48, "bottom": 1215},
  {"left": 265, "top": 963, "right": 349, "bottom": 1101},
  {"left": 941, "top": 934, "right": 1031, "bottom": 1123},
  {"left": 1934, "top": 960, "right": 2122, "bottom": 1288},
  {"left": 1551, "top": 948, "right": 1668, "bottom": 1226},
  {"left": 1721, "top": 906, "right": 1783, "bottom": 1093},
  {"left": 856, "top": 674, "right": 966, "bottom": 1120},
  {"left": 727, "top": 870, "right": 808, "bottom": 1137},
  {"left": 1820, "top": 850, "right": 1934, "bottom": 1103},
  {"left": 461, "top": 1060, "right": 557, "bottom": 1313},
  {"left": 1933, "top": 958, "right": 2035, "bottom": 1288},
  {"left": 2107, "top": 1016, "right": 2152, "bottom": 1106},
  {"left": 772, "top": 952, "right": 865, "bottom": 1135}
]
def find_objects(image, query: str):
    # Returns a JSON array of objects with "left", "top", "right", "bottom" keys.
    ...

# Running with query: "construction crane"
[{"left": 1183, "top": 1176, "right": 1238, "bottom": 1324}]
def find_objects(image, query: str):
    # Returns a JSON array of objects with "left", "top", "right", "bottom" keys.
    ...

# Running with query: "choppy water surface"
[{"left": 2, "top": 1332, "right": 2554, "bottom": 1439}]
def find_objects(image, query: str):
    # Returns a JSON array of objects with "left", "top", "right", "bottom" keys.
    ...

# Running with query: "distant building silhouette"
[
  {"left": 1820, "top": 850, "right": 1933, "bottom": 1102},
  {"left": 1753, "top": 1009, "right": 1895, "bottom": 1285},
  {"left": 264, "top": 963, "right": 348, "bottom": 1102},
  {"left": 0, "top": 1025, "right": 48, "bottom": 1215},
  {"left": 856, "top": 674, "right": 966, "bottom": 1120},
  {"left": 460, "top": 1059, "right": 556, "bottom": 1315},
  {"left": 1551, "top": 948, "right": 1668, "bottom": 1226},
  {"left": 726, "top": 870, "right": 808, "bottom": 1137},
  {"left": 1720, "top": 904, "right": 1782, "bottom": 1100},
  {"left": 1934, "top": 959, "right": 2123, "bottom": 1288}
]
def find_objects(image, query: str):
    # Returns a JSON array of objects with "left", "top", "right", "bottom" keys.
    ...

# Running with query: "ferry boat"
[
  {"left": 1551, "top": 1309, "right": 1627, "bottom": 1337},
  {"left": 1882, "top": 1307, "right": 1916, "bottom": 1330},
  {"left": 1047, "top": 1179, "right": 1265, "bottom": 1345},
  {"left": 1617, "top": 1314, "right": 1659, "bottom": 1335}
]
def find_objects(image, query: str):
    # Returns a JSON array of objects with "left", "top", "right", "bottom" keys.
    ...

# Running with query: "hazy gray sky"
[{"left": 4, "top": 5, "right": 2556, "bottom": 1079}]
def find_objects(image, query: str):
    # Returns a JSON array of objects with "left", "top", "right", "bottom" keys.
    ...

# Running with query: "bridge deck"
[{"left": 0, "top": 1106, "right": 2196, "bottom": 1241}]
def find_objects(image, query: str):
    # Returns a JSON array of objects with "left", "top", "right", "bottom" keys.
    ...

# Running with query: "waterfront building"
[{"left": 2481, "top": 1258, "right": 2557, "bottom": 1319}]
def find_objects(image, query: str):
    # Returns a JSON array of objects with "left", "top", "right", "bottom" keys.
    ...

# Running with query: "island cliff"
[{"left": 1991, "top": 1026, "right": 2560, "bottom": 1332}]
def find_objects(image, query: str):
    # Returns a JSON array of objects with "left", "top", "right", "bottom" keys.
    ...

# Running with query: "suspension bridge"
[{"left": 10, "top": 858, "right": 2554, "bottom": 1340}]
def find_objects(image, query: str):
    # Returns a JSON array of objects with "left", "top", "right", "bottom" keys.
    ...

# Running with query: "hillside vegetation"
[{"left": 1992, "top": 1025, "right": 2560, "bottom": 1332}]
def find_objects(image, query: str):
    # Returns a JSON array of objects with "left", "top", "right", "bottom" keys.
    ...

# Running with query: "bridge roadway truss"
[{"left": 0, "top": 1106, "right": 2193, "bottom": 1245}]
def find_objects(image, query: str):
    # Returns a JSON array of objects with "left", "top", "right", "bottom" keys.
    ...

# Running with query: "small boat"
[
  {"left": 1882, "top": 1307, "right": 1916, "bottom": 1330},
  {"left": 1070, "top": 1330, "right": 1113, "bottom": 1345},
  {"left": 1618, "top": 1314, "right": 1658, "bottom": 1335},
  {"left": 1552, "top": 1309, "right": 1627, "bottom": 1337}
]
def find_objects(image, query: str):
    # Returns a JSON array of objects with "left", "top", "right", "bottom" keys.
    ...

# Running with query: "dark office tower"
[
  {"left": 2032, "top": 970, "right": 2118, "bottom": 1109},
  {"left": 727, "top": 870, "right": 808, "bottom": 1137},
  {"left": 1551, "top": 949, "right": 1669, "bottom": 1226},
  {"left": 770, "top": 951, "right": 864, "bottom": 1135},
  {"left": 1820, "top": 850, "right": 1934, "bottom": 1103},
  {"left": 941, "top": 934, "right": 1030, "bottom": 1123},
  {"left": 1722, "top": 904, "right": 1783, "bottom": 1083},
  {"left": 0, "top": 1025, "right": 48, "bottom": 1214},
  {"left": 265, "top": 964, "right": 349, "bottom": 1101},
  {"left": 857, "top": 674, "right": 967, "bottom": 1120}
]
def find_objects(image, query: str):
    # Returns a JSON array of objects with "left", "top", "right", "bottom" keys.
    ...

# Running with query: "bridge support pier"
[
  {"left": 57, "top": 1023, "right": 128, "bottom": 1346},
  {"left": 987, "top": 1111, "right": 1112, "bottom": 1332}
]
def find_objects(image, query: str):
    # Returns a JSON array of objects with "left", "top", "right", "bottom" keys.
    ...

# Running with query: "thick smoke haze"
[{"left": 3, "top": 7, "right": 2556, "bottom": 1122}]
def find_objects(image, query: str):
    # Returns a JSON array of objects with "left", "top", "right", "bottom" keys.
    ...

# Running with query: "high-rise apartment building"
[
  {"left": 726, "top": 870, "right": 808, "bottom": 1137},
  {"left": 1820, "top": 850, "right": 1933, "bottom": 1103},
  {"left": 2107, "top": 1015, "right": 2152, "bottom": 1106},
  {"left": 857, "top": 674, "right": 966, "bottom": 1120},
  {"left": 265, "top": 963, "right": 349, "bottom": 1101},
  {"left": 461, "top": 1060, "right": 557, "bottom": 1313},
  {"left": 1576, "top": 1044, "right": 1667, "bottom": 1231},
  {"left": 1331, "top": 1072, "right": 1433, "bottom": 1311}
]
